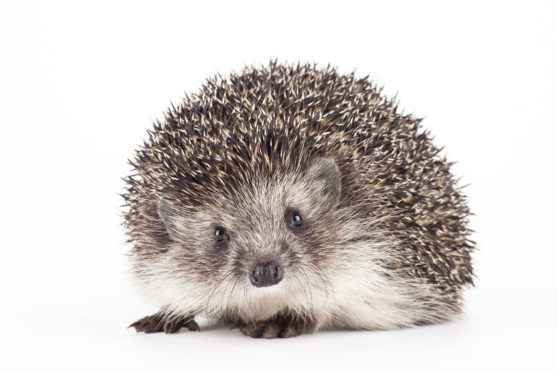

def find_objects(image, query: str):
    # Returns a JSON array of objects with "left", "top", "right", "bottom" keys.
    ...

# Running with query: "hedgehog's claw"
[
  {"left": 129, "top": 313, "right": 199, "bottom": 334},
  {"left": 237, "top": 317, "right": 308, "bottom": 339}
]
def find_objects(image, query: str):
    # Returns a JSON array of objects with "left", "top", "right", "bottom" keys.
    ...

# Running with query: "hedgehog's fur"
[{"left": 123, "top": 61, "right": 474, "bottom": 338}]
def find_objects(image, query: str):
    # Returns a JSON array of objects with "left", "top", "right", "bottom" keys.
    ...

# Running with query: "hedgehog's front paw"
[
  {"left": 236, "top": 318, "right": 308, "bottom": 339},
  {"left": 129, "top": 313, "right": 199, "bottom": 334}
]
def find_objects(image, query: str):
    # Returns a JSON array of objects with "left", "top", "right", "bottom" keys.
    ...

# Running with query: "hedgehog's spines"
[{"left": 124, "top": 61, "right": 474, "bottom": 309}]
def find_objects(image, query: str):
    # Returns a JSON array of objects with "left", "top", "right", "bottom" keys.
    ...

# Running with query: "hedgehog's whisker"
[
  {"left": 308, "top": 262, "right": 330, "bottom": 305},
  {"left": 223, "top": 276, "right": 240, "bottom": 317},
  {"left": 217, "top": 270, "right": 238, "bottom": 316},
  {"left": 292, "top": 267, "right": 312, "bottom": 311},
  {"left": 204, "top": 270, "right": 235, "bottom": 315}
]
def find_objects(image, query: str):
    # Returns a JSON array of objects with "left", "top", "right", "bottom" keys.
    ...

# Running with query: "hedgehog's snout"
[{"left": 249, "top": 260, "right": 283, "bottom": 287}]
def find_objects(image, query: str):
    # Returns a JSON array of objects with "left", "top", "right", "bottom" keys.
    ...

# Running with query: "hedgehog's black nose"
[{"left": 249, "top": 261, "right": 283, "bottom": 287}]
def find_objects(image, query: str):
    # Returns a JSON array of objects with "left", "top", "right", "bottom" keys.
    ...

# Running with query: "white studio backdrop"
[{"left": 0, "top": 0, "right": 556, "bottom": 371}]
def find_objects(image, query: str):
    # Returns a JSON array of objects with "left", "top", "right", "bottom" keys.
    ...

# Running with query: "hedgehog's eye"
[
  {"left": 214, "top": 227, "right": 229, "bottom": 242},
  {"left": 289, "top": 211, "right": 303, "bottom": 228}
]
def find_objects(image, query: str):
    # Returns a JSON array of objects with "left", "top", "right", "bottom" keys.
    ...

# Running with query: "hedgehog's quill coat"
[{"left": 123, "top": 62, "right": 474, "bottom": 338}]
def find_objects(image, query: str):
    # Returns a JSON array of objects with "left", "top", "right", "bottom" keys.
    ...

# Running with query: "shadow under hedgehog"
[{"left": 123, "top": 61, "right": 474, "bottom": 338}]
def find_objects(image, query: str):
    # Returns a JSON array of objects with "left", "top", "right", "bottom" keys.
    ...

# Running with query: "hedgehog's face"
[{"left": 153, "top": 157, "right": 346, "bottom": 319}]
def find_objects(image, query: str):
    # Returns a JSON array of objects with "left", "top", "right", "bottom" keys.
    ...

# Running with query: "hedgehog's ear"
[
  {"left": 157, "top": 196, "right": 184, "bottom": 241},
  {"left": 306, "top": 157, "right": 341, "bottom": 207}
]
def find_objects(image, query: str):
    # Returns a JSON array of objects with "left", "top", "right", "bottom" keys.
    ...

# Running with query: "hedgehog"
[{"left": 123, "top": 61, "right": 474, "bottom": 338}]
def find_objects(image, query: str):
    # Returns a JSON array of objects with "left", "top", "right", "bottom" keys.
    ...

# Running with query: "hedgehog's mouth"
[{"left": 249, "top": 260, "right": 283, "bottom": 288}]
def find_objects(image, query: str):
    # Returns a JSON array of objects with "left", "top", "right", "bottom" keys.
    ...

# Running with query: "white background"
[{"left": 1, "top": 0, "right": 557, "bottom": 371}]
